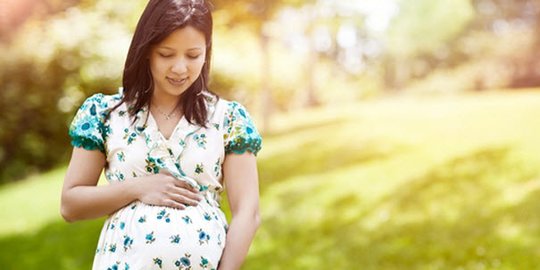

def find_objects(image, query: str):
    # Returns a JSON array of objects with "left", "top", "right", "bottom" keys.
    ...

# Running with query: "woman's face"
[{"left": 149, "top": 26, "right": 206, "bottom": 99}]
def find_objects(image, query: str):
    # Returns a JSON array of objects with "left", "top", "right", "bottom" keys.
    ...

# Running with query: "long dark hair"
[{"left": 112, "top": 0, "right": 215, "bottom": 126}]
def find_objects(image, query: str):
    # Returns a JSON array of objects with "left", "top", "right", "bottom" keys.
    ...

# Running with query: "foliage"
[
  {"left": 3, "top": 0, "right": 540, "bottom": 182},
  {"left": 1, "top": 92, "right": 540, "bottom": 269},
  {"left": 386, "top": 0, "right": 474, "bottom": 57},
  {"left": 383, "top": 0, "right": 540, "bottom": 90},
  {"left": 0, "top": 1, "right": 146, "bottom": 183}
]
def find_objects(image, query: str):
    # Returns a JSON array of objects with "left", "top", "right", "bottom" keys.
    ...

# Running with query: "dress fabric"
[{"left": 68, "top": 89, "right": 262, "bottom": 270}]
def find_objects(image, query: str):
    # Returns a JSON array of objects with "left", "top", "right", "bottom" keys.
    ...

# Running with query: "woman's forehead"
[{"left": 156, "top": 26, "right": 206, "bottom": 50}]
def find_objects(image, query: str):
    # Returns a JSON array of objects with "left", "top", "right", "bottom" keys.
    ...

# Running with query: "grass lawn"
[{"left": 1, "top": 91, "right": 540, "bottom": 269}]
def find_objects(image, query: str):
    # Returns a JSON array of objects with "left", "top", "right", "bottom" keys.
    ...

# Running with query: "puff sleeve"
[
  {"left": 68, "top": 93, "right": 111, "bottom": 153},
  {"left": 223, "top": 101, "right": 262, "bottom": 156}
]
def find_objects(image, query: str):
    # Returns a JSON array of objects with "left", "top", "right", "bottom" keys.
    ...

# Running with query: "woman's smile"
[{"left": 167, "top": 76, "right": 188, "bottom": 87}]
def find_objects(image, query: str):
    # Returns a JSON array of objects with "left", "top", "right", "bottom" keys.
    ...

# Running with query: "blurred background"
[{"left": 1, "top": 0, "right": 540, "bottom": 269}]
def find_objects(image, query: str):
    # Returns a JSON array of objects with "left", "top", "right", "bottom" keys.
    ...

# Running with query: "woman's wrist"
[{"left": 123, "top": 177, "right": 142, "bottom": 202}]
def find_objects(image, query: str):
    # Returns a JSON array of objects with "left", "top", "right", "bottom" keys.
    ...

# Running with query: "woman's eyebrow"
[
  {"left": 157, "top": 46, "right": 175, "bottom": 51},
  {"left": 157, "top": 46, "right": 203, "bottom": 51}
]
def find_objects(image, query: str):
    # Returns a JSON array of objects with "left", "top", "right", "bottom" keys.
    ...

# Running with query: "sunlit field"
[{"left": 1, "top": 90, "right": 539, "bottom": 269}]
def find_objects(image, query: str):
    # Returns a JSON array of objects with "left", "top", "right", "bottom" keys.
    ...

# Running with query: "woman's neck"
[{"left": 151, "top": 93, "right": 182, "bottom": 112}]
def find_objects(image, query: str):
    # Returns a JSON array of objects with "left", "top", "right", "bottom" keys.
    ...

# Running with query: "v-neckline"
[{"left": 148, "top": 111, "right": 185, "bottom": 142}]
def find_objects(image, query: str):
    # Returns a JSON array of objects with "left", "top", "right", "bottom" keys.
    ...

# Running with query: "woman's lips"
[{"left": 167, "top": 77, "right": 188, "bottom": 87}]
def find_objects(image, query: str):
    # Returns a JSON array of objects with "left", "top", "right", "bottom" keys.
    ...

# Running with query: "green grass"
[
  {"left": 2, "top": 91, "right": 540, "bottom": 269},
  {"left": 0, "top": 167, "right": 65, "bottom": 236}
]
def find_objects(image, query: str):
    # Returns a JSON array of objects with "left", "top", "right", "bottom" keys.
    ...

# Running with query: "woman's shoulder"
[
  {"left": 217, "top": 98, "right": 262, "bottom": 155},
  {"left": 212, "top": 95, "right": 249, "bottom": 114},
  {"left": 74, "top": 90, "right": 124, "bottom": 120},
  {"left": 81, "top": 90, "right": 123, "bottom": 110}
]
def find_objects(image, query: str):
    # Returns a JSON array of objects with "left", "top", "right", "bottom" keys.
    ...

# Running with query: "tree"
[
  {"left": 211, "top": 0, "right": 310, "bottom": 132},
  {"left": 0, "top": 0, "right": 146, "bottom": 183},
  {"left": 383, "top": 0, "right": 474, "bottom": 90},
  {"left": 468, "top": 0, "right": 540, "bottom": 88}
]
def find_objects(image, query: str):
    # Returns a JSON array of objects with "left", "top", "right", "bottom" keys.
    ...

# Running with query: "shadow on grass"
[
  {"left": 245, "top": 146, "right": 540, "bottom": 269},
  {"left": 264, "top": 115, "right": 352, "bottom": 139},
  {"left": 0, "top": 218, "right": 104, "bottom": 270},
  {"left": 4, "top": 145, "right": 540, "bottom": 269},
  {"left": 258, "top": 137, "right": 404, "bottom": 193}
]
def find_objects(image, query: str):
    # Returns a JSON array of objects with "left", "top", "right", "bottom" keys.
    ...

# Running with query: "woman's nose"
[{"left": 171, "top": 58, "right": 188, "bottom": 74}]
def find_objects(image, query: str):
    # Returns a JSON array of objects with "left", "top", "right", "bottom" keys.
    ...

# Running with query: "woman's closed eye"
[
  {"left": 187, "top": 54, "right": 201, "bottom": 60},
  {"left": 159, "top": 53, "right": 174, "bottom": 58}
]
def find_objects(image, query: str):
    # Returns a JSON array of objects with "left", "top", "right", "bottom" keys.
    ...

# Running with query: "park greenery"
[
  {"left": 1, "top": 91, "right": 540, "bottom": 269},
  {"left": 2, "top": 0, "right": 540, "bottom": 182},
  {"left": 1, "top": 0, "right": 540, "bottom": 269}
]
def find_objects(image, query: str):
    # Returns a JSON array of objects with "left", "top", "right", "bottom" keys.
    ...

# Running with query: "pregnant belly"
[{"left": 92, "top": 200, "right": 227, "bottom": 270}]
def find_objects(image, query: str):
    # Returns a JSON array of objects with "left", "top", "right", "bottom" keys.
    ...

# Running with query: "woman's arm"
[
  {"left": 218, "top": 153, "right": 261, "bottom": 270},
  {"left": 61, "top": 147, "right": 201, "bottom": 222}
]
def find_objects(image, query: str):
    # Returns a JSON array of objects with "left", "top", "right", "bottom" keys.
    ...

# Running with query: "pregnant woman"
[{"left": 60, "top": 1, "right": 262, "bottom": 269}]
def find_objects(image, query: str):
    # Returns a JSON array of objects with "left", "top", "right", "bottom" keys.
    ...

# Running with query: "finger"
[
  {"left": 173, "top": 186, "right": 203, "bottom": 202},
  {"left": 173, "top": 180, "right": 200, "bottom": 193},
  {"left": 170, "top": 193, "right": 199, "bottom": 206},
  {"left": 164, "top": 199, "right": 186, "bottom": 210},
  {"left": 175, "top": 180, "right": 199, "bottom": 194}
]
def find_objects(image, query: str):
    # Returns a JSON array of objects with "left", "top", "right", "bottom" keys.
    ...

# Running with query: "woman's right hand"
[{"left": 131, "top": 173, "right": 202, "bottom": 209}]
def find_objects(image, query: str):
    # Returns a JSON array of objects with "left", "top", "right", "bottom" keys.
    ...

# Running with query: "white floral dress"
[{"left": 69, "top": 89, "right": 262, "bottom": 270}]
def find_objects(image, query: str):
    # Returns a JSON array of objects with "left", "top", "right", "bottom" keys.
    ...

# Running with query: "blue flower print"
[
  {"left": 195, "top": 163, "right": 204, "bottom": 174},
  {"left": 157, "top": 209, "right": 171, "bottom": 223},
  {"left": 77, "top": 114, "right": 99, "bottom": 137},
  {"left": 199, "top": 185, "right": 209, "bottom": 192},
  {"left": 107, "top": 262, "right": 120, "bottom": 270},
  {"left": 89, "top": 102, "right": 97, "bottom": 116},
  {"left": 203, "top": 212, "right": 212, "bottom": 221},
  {"left": 175, "top": 253, "right": 191, "bottom": 268},
  {"left": 238, "top": 107, "right": 246, "bottom": 118},
  {"left": 145, "top": 231, "right": 155, "bottom": 244},
  {"left": 197, "top": 228, "right": 210, "bottom": 245},
  {"left": 122, "top": 128, "right": 138, "bottom": 145},
  {"left": 116, "top": 151, "right": 125, "bottom": 162},
  {"left": 124, "top": 262, "right": 130, "bottom": 270},
  {"left": 153, "top": 257, "right": 163, "bottom": 269},
  {"left": 108, "top": 243, "right": 117, "bottom": 253},
  {"left": 138, "top": 215, "right": 146, "bottom": 223},
  {"left": 223, "top": 101, "right": 262, "bottom": 155},
  {"left": 182, "top": 215, "right": 192, "bottom": 224},
  {"left": 123, "top": 235, "right": 134, "bottom": 251},
  {"left": 193, "top": 133, "right": 207, "bottom": 149},
  {"left": 145, "top": 157, "right": 160, "bottom": 174},
  {"left": 170, "top": 234, "right": 181, "bottom": 244},
  {"left": 200, "top": 256, "right": 210, "bottom": 268},
  {"left": 213, "top": 158, "right": 221, "bottom": 177},
  {"left": 69, "top": 93, "right": 119, "bottom": 153}
]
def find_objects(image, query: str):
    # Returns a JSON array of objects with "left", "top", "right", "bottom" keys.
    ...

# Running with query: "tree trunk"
[{"left": 305, "top": 38, "right": 320, "bottom": 107}]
